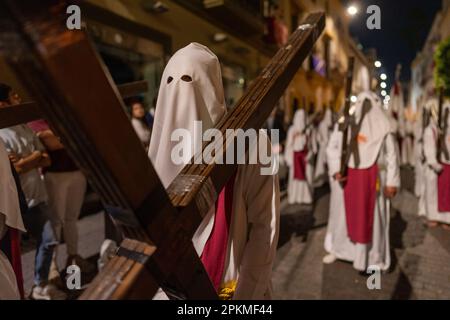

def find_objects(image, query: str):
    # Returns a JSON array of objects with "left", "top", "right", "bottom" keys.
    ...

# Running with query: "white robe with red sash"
[
  {"left": 149, "top": 43, "right": 280, "bottom": 299},
  {"left": 326, "top": 92, "right": 400, "bottom": 271},
  {"left": 422, "top": 101, "right": 450, "bottom": 225},
  {"left": 285, "top": 110, "right": 313, "bottom": 204},
  {"left": 0, "top": 139, "right": 25, "bottom": 300}
]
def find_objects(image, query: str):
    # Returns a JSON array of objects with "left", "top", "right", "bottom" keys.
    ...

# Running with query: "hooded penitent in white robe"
[
  {"left": 422, "top": 100, "right": 450, "bottom": 225},
  {"left": 401, "top": 112, "right": 415, "bottom": 166},
  {"left": 149, "top": 43, "right": 280, "bottom": 299},
  {"left": 314, "top": 109, "right": 333, "bottom": 186},
  {"left": 285, "top": 110, "right": 313, "bottom": 205},
  {"left": 0, "top": 139, "right": 25, "bottom": 300},
  {"left": 325, "top": 91, "right": 400, "bottom": 271}
]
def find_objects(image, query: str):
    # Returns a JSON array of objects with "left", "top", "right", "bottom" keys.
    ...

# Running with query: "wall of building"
[{"left": 410, "top": 0, "right": 450, "bottom": 110}]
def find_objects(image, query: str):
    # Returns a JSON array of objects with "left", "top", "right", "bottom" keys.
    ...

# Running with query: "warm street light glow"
[
  {"left": 347, "top": 5, "right": 358, "bottom": 16},
  {"left": 380, "top": 82, "right": 387, "bottom": 89},
  {"left": 375, "top": 61, "right": 382, "bottom": 68},
  {"left": 380, "top": 73, "right": 387, "bottom": 80},
  {"left": 381, "top": 90, "right": 387, "bottom": 97}
]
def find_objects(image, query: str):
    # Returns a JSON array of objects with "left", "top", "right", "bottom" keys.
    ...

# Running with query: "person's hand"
[
  {"left": 384, "top": 186, "right": 398, "bottom": 199},
  {"left": 333, "top": 172, "right": 347, "bottom": 183},
  {"left": 8, "top": 152, "right": 20, "bottom": 163}
]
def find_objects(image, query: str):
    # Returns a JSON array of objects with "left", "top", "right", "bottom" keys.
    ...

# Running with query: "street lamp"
[
  {"left": 347, "top": 5, "right": 358, "bottom": 16},
  {"left": 375, "top": 61, "right": 382, "bottom": 68}
]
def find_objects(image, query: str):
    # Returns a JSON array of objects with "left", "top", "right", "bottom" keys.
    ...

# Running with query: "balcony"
[
  {"left": 202, "top": 0, "right": 264, "bottom": 36},
  {"left": 172, "top": 0, "right": 276, "bottom": 57}
]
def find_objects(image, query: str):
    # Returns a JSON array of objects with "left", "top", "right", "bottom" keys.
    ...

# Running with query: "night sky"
[{"left": 345, "top": 0, "right": 442, "bottom": 86}]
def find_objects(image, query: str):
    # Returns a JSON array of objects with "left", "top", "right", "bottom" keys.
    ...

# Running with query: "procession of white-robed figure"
[{"left": 283, "top": 87, "right": 450, "bottom": 273}]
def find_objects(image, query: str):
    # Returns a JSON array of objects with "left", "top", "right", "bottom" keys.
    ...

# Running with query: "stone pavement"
[
  {"left": 272, "top": 168, "right": 450, "bottom": 300},
  {"left": 21, "top": 212, "right": 104, "bottom": 297}
]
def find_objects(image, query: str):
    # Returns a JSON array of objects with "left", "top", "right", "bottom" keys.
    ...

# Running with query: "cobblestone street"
[{"left": 272, "top": 168, "right": 450, "bottom": 300}]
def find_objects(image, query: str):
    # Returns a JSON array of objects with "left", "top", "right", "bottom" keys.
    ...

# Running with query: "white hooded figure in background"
[
  {"left": 324, "top": 91, "right": 400, "bottom": 271},
  {"left": 0, "top": 139, "right": 25, "bottom": 299},
  {"left": 314, "top": 108, "right": 333, "bottom": 187},
  {"left": 422, "top": 99, "right": 450, "bottom": 226},
  {"left": 149, "top": 43, "right": 280, "bottom": 299},
  {"left": 285, "top": 109, "right": 313, "bottom": 205}
]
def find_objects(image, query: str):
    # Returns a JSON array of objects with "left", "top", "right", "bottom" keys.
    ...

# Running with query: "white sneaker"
[
  {"left": 31, "top": 284, "right": 67, "bottom": 300},
  {"left": 322, "top": 254, "right": 337, "bottom": 264}
]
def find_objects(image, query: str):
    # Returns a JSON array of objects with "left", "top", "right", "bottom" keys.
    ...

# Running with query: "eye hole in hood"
[{"left": 181, "top": 75, "right": 193, "bottom": 82}]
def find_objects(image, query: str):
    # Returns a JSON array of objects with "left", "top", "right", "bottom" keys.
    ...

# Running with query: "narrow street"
[{"left": 272, "top": 168, "right": 450, "bottom": 299}]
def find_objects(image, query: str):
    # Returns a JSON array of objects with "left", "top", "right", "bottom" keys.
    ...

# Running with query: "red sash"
[
  {"left": 293, "top": 148, "right": 308, "bottom": 181},
  {"left": 438, "top": 164, "right": 450, "bottom": 212},
  {"left": 201, "top": 173, "right": 236, "bottom": 291},
  {"left": 344, "top": 165, "right": 378, "bottom": 244},
  {"left": 0, "top": 228, "right": 24, "bottom": 299}
]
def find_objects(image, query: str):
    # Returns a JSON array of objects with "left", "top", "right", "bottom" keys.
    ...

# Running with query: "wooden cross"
[{"left": 0, "top": 0, "right": 325, "bottom": 300}]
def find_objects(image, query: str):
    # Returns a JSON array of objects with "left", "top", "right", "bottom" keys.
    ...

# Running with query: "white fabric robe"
[
  {"left": 401, "top": 118, "right": 415, "bottom": 166},
  {"left": 324, "top": 92, "right": 400, "bottom": 271},
  {"left": 285, "top": 110, "right": 313, "bottom": 204},
  {"left": 193, "top": 138, "right": 280, "bottom": 299},
  {"left": 314, "top": 109, "right": 333, "bottom": 186},
  {"left": 0, "top": 139, "right": 25, "bottom": 300},
  {"left": 324, "top": 125, "right": 355, "bottom": 262},
  {"left": 149, "top": 43, "right": 280, "bottom": 299},
  {"left": 422, "top": 111, "right": 450, "bottom": 225}
]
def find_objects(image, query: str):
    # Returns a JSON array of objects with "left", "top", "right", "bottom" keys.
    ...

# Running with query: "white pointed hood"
[
  {"left": 320, "top": 108, "right": 333, "bottom": 131},
  {"left": 149, "top": 43, "right": 227, "bottom": 188},
  {"left": 348, "top": 91, "right": 392, "bottom": 169}
]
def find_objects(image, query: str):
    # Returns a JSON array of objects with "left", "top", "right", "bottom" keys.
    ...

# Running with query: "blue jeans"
[{"left": 22, "top": 203, "right": 58, "bottom": 286}]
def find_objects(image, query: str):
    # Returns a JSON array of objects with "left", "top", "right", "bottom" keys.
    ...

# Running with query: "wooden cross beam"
[
  {"left": 0, "top": 0, "right": 325, "bottom": 300},
  {"left": 339, "top": 57, "right": 355, "bottom": 177},
  {"left": 0, "top": 80, "right": 149, "bottom": 129}
]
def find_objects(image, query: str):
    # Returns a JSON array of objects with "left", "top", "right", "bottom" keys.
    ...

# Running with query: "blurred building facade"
[
  {"left": 0, "top": 0, "right": 374, "bottom": 122},
  {"left": 410, "top": 0, "right": 450, "bottom": 111}
]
